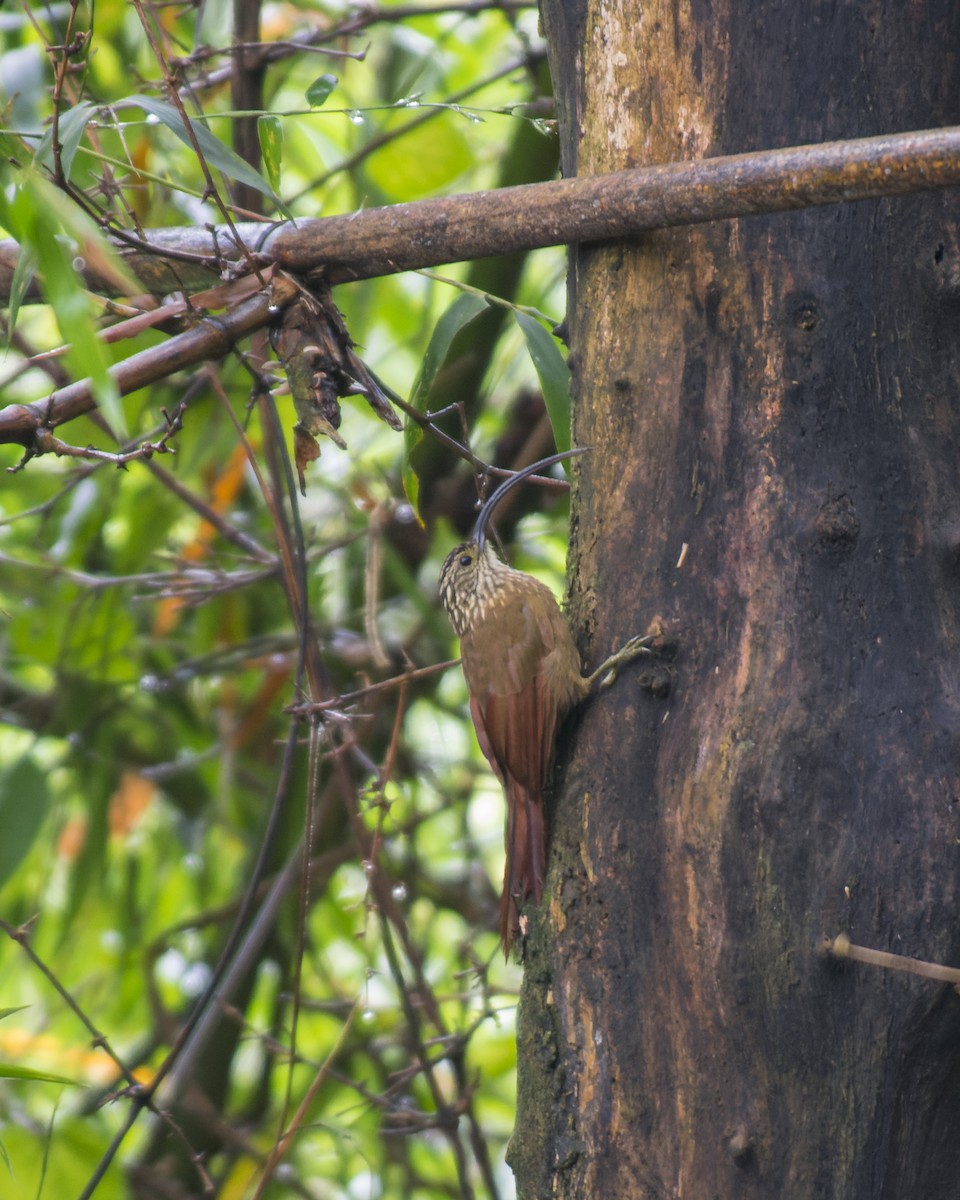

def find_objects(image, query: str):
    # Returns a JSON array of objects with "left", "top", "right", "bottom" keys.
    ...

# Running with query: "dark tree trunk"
[{"left": 512, "top": 3, "right": 960, "bottom": 1198}]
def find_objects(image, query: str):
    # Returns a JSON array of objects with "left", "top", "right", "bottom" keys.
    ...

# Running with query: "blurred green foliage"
[{"left": 0, "top": 2, "right": 573, "bottom": 1197}]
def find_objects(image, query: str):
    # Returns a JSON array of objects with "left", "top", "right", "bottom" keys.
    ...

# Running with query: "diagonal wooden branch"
[
  {"left": 1, "top": 126, "right": 959, "bottom": 450},
  {"left": 0, "top": 276, "right": 298, "bottom": 449},
  {"left": 1, "top": 125, "right": 958, "bottom": 304}
]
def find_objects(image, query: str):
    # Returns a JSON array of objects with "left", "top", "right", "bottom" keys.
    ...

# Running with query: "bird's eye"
[{"left": 459, "top": 553, "right": 472, "bottom": 567}]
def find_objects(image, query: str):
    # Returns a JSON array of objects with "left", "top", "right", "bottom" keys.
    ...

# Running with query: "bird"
[{"left": 439, "top": 449, "right": 651, "bottom": 954}]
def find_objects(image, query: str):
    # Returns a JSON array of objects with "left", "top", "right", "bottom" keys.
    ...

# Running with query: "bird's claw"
[{"left": 588, "top": 634, "right": 654, "bottom": 690}]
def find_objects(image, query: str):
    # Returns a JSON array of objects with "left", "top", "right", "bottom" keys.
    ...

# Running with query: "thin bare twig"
[
  {"left": 291, "top": 52, "right": 542, "bottom": 200},
  {"left": 7, "top": 402, "right": 186, "bottom": 470},
  {"left": 129, "top": 0, "right": 267, "bottom": 279},
  {"left": 0, "top": 917, "right": 215, "bottom": 1198},
  {"left": 174, "top": 0, "right": 535, "bottom": 92},
  {"left": 820, "top": 932, "right": 960, "bottom": 987}
]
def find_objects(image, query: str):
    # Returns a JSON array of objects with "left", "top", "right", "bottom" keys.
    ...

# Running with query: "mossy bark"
[{"left": 512, "top": 3, "right": 960, "bottom": 1197}]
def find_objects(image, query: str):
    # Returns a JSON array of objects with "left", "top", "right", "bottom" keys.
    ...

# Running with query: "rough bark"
[{"left": 513, "top": 3, "right": 960, "bottom": 1198}]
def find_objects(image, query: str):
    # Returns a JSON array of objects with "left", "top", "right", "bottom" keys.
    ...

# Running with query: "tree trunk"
[{"left": 512, "top": 3, "right": 960, "bottom": 1197}]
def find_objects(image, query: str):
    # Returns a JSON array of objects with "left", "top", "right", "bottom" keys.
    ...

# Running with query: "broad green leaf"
[
  {"left": 0, "top": 755, "right": 50, "bottom": 894},
  {"left": 118, "top": 95, "right": 291, "bottom": 217},
  {"left": 0, "top": 1063, "right": 83, "bottom": 1086},
  {"left": 34, "top": 101, "right": 98, "bottom": 179},
  {"left": 257, "top": 115, "right": 283, "bottom": 193},
  {"left": 403, "top": 292, "right": 489, "bottom": 515},
  {"left": 306, "top": 74, "right": 338, "bottom": 107},
  {"left": 515, "top": 310, "right": 573, "bottom": 454},
  {"left": 365, "top": 117, "right": 472, "bottom": 201}
]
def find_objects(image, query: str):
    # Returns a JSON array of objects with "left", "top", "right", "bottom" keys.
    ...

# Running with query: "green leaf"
[
  {"left": 8, "top": 173, "right": 127, "bottom": 435},
  {"left": 0, "top": 1063, "right": 84, "bottom": 1086},
  {"left": 257, "top": 115, "right": 283, "bottom": 193},
  {"left": 403, "top": 292, "right": 489, "bottom": 515},
  {"left": 0, "top": 755, "right": 50, "bottom": 894},
  {"left": 306, "top": 74, "right": 339, "bottom": 107},
  {"left": 0, "top": 1007, "right": 29, "bottom": 1021},
  {"left": 410, "top": 293, "right": 490, "bottom": 407},
  {"left": 34, "top": 101, "right": 98, "bottom": 179},
  {"left": 117, "top": 96, "right": 291, "bottom": 218},
  {"left": 365, "top": 117, "right": 472, "bottom": 201},
  {"left": 0, "top": 186, "right": 35, "bottom": 341},
  {"left": 515, "top": 310, "right": 572, "bottom": 454},
  {"left": 7, "top": 242, "right": 36, "bottom": 341},
  {"left": 0, "top": 129, "right": 27, "bottom": 169}
]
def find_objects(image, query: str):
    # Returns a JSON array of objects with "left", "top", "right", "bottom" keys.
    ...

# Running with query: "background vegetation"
[{"left": 0, "top": 2, "right": 571, "bottom": 1196}]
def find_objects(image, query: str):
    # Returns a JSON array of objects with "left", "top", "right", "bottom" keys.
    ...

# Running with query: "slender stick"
[{"left": 820, "top": 932, "right": 960, "bottom": 986}]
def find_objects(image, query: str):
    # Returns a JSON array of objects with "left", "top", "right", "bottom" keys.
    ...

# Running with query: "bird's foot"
[{"left": 587, "top": 634, "right": 654, "bottom": 691}]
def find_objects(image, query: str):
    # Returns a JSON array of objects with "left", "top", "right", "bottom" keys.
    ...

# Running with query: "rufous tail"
[{"left": 500, "top": 781, "right": 546, "bottom": 955}]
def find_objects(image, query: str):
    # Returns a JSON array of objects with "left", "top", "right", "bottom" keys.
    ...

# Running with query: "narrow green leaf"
[
  {"left": 515, "top": 310, "right": 572, "bottom": 455},
  {"left": 0, "top": 756, "right": 50, "bottom": 894},
  {"left": 0, "top": 1063, "right": 84, "bottom": 1086},
  {"left": 0, "top": 1007, "right": 29, "bottom": 1021},
  {"left": 0, "top": 187, "right": 35, "bottom": 342},
  {"left": 7, "top": 243, "right": 36, "bottom": 341},
  {"left": 34, "top": 101, "right": 97, "bottom": 179},
  {"left": 403, "top": 292, "right": 489, "bottom": 515},
  {"left": 0, "top": 129, "right": 27, "bottom": 169},
  {"left": 410, "top": 293, "right": 490, "bottom": 407},
  {"left": 9, "top": 174, "right": 127, "bottom": 435},
  {"left": 20, "top": 171, "right": 143, "bottom": 294},
  {"left": 306, "top": 74, "right": 339, "bottom": 107},
  {"left": 257, "top": 115, "right": 283, "bottom": 192},
  {"left": 118, "top": 96, "right": 291, "bottom": 217}
]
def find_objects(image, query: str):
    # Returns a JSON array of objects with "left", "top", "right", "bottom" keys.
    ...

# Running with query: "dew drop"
[{"left": 531, "top": 118, "right": 557, "bottom": 137}]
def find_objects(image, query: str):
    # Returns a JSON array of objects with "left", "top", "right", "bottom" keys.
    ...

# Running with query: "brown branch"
[
  {"left": 7, "top": 402, "right": 186, "bottom": 470},
  {"left": 3, "top": 127, "right": 959, "bottom": 452},
  {"left": 271, "top": 125, "right": 960, "bottom": 282},
  {"left": 0, "top": 275, "right": 298, "bottom": 449},
  {"left": 2, "top": 125, "right": 958, "bottom": 303}
]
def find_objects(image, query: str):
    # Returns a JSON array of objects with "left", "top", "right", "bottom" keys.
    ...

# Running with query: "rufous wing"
[{"left": 461, "top": 585, "right": 569, "bottom": 952}]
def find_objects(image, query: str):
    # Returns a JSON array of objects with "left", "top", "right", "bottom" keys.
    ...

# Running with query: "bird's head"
[{"left": 438, "top": 448, "right": 588, "bottom": 636}]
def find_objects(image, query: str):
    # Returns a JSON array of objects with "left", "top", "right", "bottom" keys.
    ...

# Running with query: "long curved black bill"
[{"left": 472, "top": 447, "right": 591, "bottom": 550}]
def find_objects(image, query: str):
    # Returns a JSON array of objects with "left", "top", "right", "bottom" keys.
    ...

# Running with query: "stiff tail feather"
[{"left": 500, "top": 781, "right": 546, "bottom": 955}]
